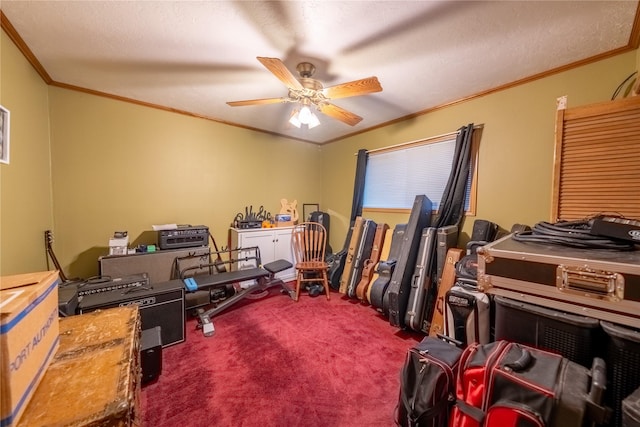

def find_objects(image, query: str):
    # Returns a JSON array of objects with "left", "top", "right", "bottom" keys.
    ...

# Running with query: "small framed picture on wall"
[{"left": 0, "top": 105, "right": 9, "bottom": 164}]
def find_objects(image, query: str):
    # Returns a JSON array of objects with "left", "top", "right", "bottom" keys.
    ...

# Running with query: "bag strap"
[
  {"left": 453, "top": 341, "right": 512, "bottom": 421},
  {"left": 400, "top": 392, "right": 452, "bottom": 425},
  {"left": 414, "top": 398, "right": 451, "bottom": 423},
  {"left": 454, "top": 399, "right": 486, "bottom": 424},
  {"left": 503, "top": 344, "right": 532, "bottom": 372}
]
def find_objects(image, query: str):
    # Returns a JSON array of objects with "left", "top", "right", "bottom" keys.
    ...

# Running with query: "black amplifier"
[
  {"left": 158, "top": 225, "right": 209, "bottom": 250},
  {"left": 236, "top": 220, "right": 263, "bottom": 229},
  {"left": 77, "top": 273, "right": 150, "bottom": 296},
  {"left": 78, "top": 279, "right": 185, "bottom": 347}
]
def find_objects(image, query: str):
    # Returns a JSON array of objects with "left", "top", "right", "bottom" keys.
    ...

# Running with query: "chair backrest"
[{"left": 291, "top": 222, "right": 327, "bottom": 263}]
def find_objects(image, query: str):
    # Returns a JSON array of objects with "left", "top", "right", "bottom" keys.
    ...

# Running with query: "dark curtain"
[
  {"left": 350, "top": 149, "right": 368, "bottom": 221},
  {"left": 334, "top": 149, "right": 368, "bottom": 253},
  {"left": 434, "top": 124, "right": 475, "bottom": 228}
]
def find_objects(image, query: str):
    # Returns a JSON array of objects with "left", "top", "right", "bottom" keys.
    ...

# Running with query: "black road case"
[{"left": 477, "top": 233, "right": 640, "bottom": 329}]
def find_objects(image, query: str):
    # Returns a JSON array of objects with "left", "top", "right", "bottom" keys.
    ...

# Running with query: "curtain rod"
[{"left": 357, "top": 124, "right": 484, "bottom": 155}]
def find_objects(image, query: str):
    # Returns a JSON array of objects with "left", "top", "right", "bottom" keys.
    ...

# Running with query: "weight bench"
[{"left": 181, "top": 255, "right": 294, "bottom": 337}]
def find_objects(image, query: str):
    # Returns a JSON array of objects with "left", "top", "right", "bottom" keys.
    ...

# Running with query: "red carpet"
[{"left": 141, "top": 287, "right": 421, "bottom": 426}]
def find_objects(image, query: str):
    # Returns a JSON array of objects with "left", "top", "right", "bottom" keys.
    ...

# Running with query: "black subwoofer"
[
  {"left": 141, "top": 326, "right": 163, "bottom": 384},
  {"left": 79, "top": 279, "right": 185, "bottom": 347}
]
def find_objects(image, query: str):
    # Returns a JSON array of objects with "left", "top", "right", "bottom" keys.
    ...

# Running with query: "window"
[{"left": 363, "top": 131, "right": 479, "bottom": 213}]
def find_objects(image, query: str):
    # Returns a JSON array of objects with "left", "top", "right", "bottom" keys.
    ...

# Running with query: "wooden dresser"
[{"left": 18, "top": 306, "right": 141, "bottom": 426}]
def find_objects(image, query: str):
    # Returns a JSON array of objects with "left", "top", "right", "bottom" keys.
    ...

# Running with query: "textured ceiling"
[{"left": 1, "top": 1, "right": 639, "bottom": 144}]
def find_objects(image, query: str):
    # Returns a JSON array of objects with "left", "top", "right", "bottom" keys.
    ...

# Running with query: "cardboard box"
[
  {"left": 108, "top": 236, "right": 129, "bottom": 255},
  {"left": 1, "top": 271, "right": 60, "bottom": 427}
]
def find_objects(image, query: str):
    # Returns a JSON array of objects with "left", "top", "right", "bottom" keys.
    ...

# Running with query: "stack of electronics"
[
  {"left": 57, "top": 224, "right": 214, "bottom": 386},
  {"left": 157, "top": 225, "right": 209, "bottom": 250},
  {"left": 232, "top": 206, "right": 271, "bottom": 229},
  {"left": 472, "top": 217, "right": 640, "bottom": 427},
  {"left": 398, "top": 214, "right": 640, "bottom": 426},
  {"left": 57, "top": 272, "right": 179, "bottom": 385},
  {"left": 442, "top": 219, "right": 501, "bottom": 347}
]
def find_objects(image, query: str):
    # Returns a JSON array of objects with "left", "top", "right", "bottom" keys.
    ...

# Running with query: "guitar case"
[
  {"left": 404, "top": 226, "right": 437, "bottom": 331},
  {"left": 356, "top": 223, "right": 389, "bottom": 302},
  {"left": 366, "top": 227, "right": 393, "bottom": 305},
  {"left": 369, "top": 224, "right": 406, "bottom": 312},
  {"left": 413, "top": 224, "right": 460, "bottom": 332},
  {"left": 309, "top": 211, "right": 332, "bottom": 253},
  {"left": 327, "top": 223, "right": 354, "bottom": 290},
  {"left": 470, "top": 218, "right": 499, "bottom": 242},
  {"left": 339, "top": 217, "right": 364, "bottom": 294},
  {"left": 346, "top": 219, "right": 377, "bottom": 298},
  {"left": 386, "top": 194, "right": 433, "bottom": 328},
  {"left": 435, "top": 225, "right": 458, "bottom": 285},
  {"left": 427, "top": 248, "right": 464, "bottom": 336}
]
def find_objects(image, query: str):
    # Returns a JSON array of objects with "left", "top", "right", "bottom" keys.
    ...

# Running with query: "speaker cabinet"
[
  {"left": 141, "top": 326, "right": 162, "bottom": 384},
  {"left": 99, "top": 246, "right": 210, "bottom": 284},
  {"left": 78, "top": 279, "right": 185, "bottom": 347}
]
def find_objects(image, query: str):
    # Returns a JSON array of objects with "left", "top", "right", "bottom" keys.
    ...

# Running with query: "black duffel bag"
[{"left": 395, "top": 336, "right": 462, "bottom": 427}]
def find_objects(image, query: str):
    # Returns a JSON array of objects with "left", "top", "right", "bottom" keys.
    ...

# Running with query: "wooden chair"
[{"left": 291, "top": 222, "right": 330, "bottom": 301}]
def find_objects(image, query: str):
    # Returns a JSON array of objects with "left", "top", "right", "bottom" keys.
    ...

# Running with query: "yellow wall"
[
  {"left": 1, "top": 22, "right": 638, "bottom": 277},
  {"left": 0, "top": 29, "right": 54, "bottom": 275},
  {"left": 47, "top": 88, "right": 322, "bottom": 278},
  {"left": 321, "top": 50, "right": 639, "bottom": 250}
]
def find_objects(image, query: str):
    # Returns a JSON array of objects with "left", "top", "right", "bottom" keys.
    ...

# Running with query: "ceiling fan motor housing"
[{"left": 296, "top": 62, "right": 316, "bottom": 78}]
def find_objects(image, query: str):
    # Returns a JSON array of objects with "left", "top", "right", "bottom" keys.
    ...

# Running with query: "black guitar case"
[
  {"left": 386, "top": 194, "right": 433, "bottom": 328},
  {"left": 404, "top": 226, "right": 437, "bottom": 331},
  {"left": 339, "top": 217, "right": 365, "bottom": 294},
  {"left": 369, "top": 224, "right": 406, "bottom": 312},
  {"left": 327, "top": 223, "right": 353, "bottom": 290},
  {"left": 309, "top": 211, "right": 332, "bottom": 254},
  {"left": 346, "top": 219, "right": 377, "bottom": 298}
]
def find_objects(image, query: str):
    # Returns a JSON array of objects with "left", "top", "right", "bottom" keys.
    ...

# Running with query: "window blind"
[{"left": 363, "top": 136, "right": 457, "bottom": 210}]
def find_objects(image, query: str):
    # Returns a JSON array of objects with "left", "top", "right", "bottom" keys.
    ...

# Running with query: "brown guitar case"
[
  {"left": 427, "top": 247, "right": 464, "bottom": 336},
  {"left": 366, "top": 227, "right": 393, "bottom": 305},
  {"left": 339, "top": 216, "right": 364, "bottom": 294},
  {"left": 347, "top": 219, "right": 377, "bottom": 298},
  {"left": 356, "top": 223, "right": 389, "bottom": 302}
]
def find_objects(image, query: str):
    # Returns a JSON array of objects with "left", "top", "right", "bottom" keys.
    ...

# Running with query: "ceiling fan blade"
[
  {"left": 322, "top": 77, "right": 382, "bottom": 100},
  {"left": 257, "top": 57, "right": 304, "bottom": 90},
  {"left": 227, "top": 97, "right": 286, "bottom": 107},
  {"left": 317, "top": 103, "right": 363, "bottom": 126}
]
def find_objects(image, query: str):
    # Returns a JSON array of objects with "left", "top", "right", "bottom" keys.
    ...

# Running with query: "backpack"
[
  {"left": 396, "top": 337, "right": 462, "bottom": 427},
  {"left": 449, "top": 340, "right": 611, "bottom": 427}
]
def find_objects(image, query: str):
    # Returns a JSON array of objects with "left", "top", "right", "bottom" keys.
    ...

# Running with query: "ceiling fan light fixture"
[
  {"left": 289, "top": 109, "right": 302, "bottom": 128},
  {"left": 307, "top": 111, "right": 320, "bottom": 129},
  {"left": 298, "top": 105, "right": 313, "bottom": 124},
  {"left": 289, "top": 104, "right": 320, "bottom": 129}
]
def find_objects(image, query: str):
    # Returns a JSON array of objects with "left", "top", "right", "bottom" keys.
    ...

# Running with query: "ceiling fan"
[{"left": 226, "top": 57, "right": 383, "bottom": 127}]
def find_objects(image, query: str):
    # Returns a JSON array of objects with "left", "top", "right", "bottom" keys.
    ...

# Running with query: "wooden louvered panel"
[
  {"left": 551, "top": 96, "right": 640, "bottom": 221},
  {"left": 565, "top": 112, "right": 640, "bottom": 130}
]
